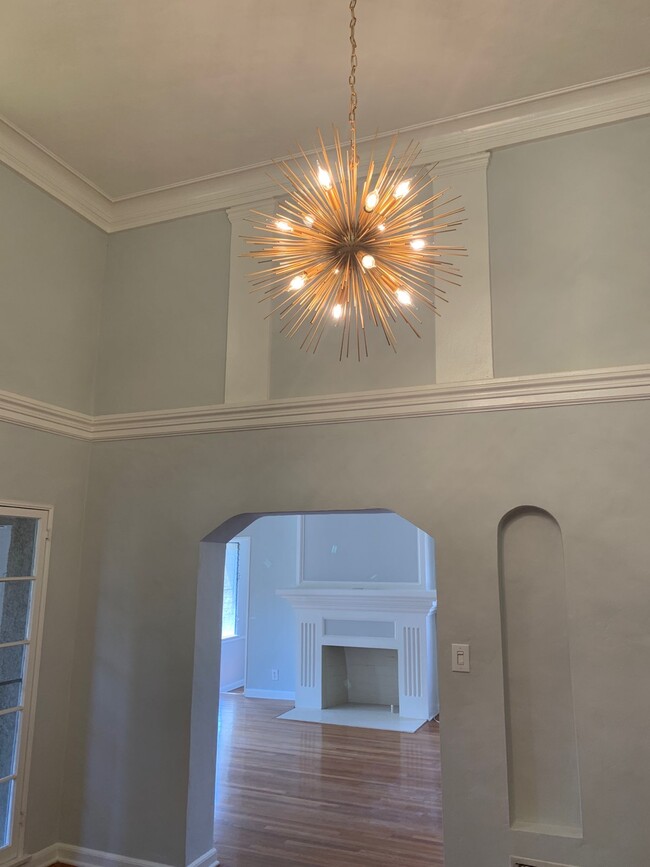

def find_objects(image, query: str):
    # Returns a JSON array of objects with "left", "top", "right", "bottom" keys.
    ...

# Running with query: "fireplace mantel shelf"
[{"left": 277, "top": 587, "right": 437, "bottom": 615}]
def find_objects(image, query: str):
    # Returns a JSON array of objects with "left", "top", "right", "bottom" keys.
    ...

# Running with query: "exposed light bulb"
[
  {"left": 289, "top": 273, "right": 307, "bottom": 291},
  {"left": 275, "top": 219, "right": 293, "bottom": 232},
  {"left": 303, "top": 214, "right": 315, "bottom": 227},
  {"left": 364, "top": 190, "right": 379, "bottom": 212},
  {"left": 317, "top": 165, "right": 333, "bottom": 191},
  {"left": 377, "top": 223, "right": 386, "bottom": 232},
  {"left": 394, "top": 179, "right": 411, "bottom": 199},
  {"left": 334, "top": 268, "right": 340, "bottom": 274},
  {"left": 332, "top": 303, "right": 343, "bottom": 320},
  {"left": 410, "top": 238, "right": 426, "bottom": 251},
  {"left": 361, "top": 254, "right": 376, "bottom": 269},
  {"left": 396, "top": 289, "right": 412, "bottom": 305}
]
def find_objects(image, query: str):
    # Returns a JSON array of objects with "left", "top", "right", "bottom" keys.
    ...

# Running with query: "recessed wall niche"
[{"left": 498, "top": 506, "right": 582, "bottom": 836}]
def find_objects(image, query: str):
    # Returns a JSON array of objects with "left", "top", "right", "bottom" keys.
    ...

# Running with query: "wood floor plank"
[{"left": 214, "top": 693, "right": 444, "bottom": 866}]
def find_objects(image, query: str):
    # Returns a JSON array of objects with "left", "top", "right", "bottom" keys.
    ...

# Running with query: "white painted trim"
[
  {"left": 186, "top": 848, "right": 218, "bottom": 867},
  {"left": 278, "top": 588, "right": 437, "bottom": 615},
  {"left": 219, "top": 678, "right": 244, "bottom": 694},
  {"left": 0, "top": 504, "right": 54, "bottom": 864},
  {"left": 0, "top": 365, "right": 649, "bottom": 442},
  {"left": 0, "top": 390, "right": 92, "bottom": 440},
  {"left": 0, "top": 70, "right": 649, "bottom": 231},
  {"left": 76, "top": 68, "right": 650, "bottom": 231},
  {"left": 0, "top": 116, "right": 112, "bottom": 231},
  {"left": 243, "top": 688, "right": 296, "bottom": 701},
  {"left": 511, "top": 858, "right": 578, "bottom": 867},
  {"left": 26, "top": 844, "right": 57, "bottom": 867},
  {"left": 26, "top": 844, "right": 219, "bottom": 867},
  {"left": 90, "top": 364, "right": 650, "bottom": 440}
]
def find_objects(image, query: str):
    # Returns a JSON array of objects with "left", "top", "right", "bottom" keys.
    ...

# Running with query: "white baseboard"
[
  {"left": 26, "top": 844, "right": 219, "bottom": 867},
  {"left": 24, "top": 845, "right": 57, "bottom": 867},
  {"left": 244, "top": 688, "right": 295, "bottom": 701},
  {"left": 219, "top": 679, "right": 244, "bottom": 694},
  {"left": 186, "top": 849, "right": 218, "bottom": 867}
]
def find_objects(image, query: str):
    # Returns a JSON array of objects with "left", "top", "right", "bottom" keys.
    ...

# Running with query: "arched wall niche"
[
  {"left": 188, "top": 507, "right": 437, "bottom": 866},
  {"left": 498, "top": 505, "right": 583, "bottom": 837}
]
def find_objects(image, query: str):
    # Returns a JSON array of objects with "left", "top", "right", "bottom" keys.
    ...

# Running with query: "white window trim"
[{"left": 0, "top": 501, "right": 53, "bottom": 864}]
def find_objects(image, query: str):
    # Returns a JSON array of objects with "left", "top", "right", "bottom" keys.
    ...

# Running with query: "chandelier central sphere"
[{"left": 245, "top": 0, "right": 465, "bottom": 359}]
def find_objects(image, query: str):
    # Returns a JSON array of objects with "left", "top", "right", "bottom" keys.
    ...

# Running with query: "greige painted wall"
[
  {"left": 1, "top": 114, "right": 649, "bottom": 867},
  {"left": 0, "top": 164, "right": 107, "bottom": 413},
  {"left": 0, "top": 423, "right": 91, "bottom": 854},
  {"left": 94, "top": 212, "right": 231, "bottom": 415},
  {"left": 0, "top": 166, "right": 104, "bottom": 853},
  {"left": 489, "top": 116, "right": 650, "bottom": 377},
  {"left": 63, "top": 400, "right": 650, "bottom": 867}
]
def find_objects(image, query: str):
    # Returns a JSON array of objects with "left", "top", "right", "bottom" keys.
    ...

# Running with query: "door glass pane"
[
  {"left": 0, "top": 519, "right": 38, "bottom": 578},
  {"left": 0, "top": 779, "right": 13, "bottom": 848},
  {"left": 0, "top": 582, "right": 33, "bottom": 644},
  {"left": 0, "top": 647, "right": 25, "bottom": 711},
  {"left": 0, "top": 713, "right": 19, "bottom": 779}
]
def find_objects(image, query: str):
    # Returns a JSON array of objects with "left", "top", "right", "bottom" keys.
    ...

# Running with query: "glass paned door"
[{"left": 0, "top": 507, "right": 49, "bottom": 859}]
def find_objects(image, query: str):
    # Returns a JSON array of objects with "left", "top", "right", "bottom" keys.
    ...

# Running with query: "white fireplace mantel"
[
  {"left": 277, "top": 587, "right": 437, "bottom": 614},
  {"left": 277, "top": 586, "right": 439, "bottom": 725}
]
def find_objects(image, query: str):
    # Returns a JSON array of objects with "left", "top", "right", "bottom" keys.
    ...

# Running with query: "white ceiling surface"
[{"left": 0, "top": 1, "right": 649, "bottom": 199}]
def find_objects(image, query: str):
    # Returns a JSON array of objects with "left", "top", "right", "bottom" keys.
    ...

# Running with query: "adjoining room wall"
[
  {"left": 302, "top": 512, "right": 425, "bottom": 584},
  {"left": 219, "top": 637, "right": 245, "bottom": 692},
  {"left": 489, "top": 115, "right": 650, "bottom": 378},
  {"left": 243, "top": 515, "right": 299, "bottom": 697}
]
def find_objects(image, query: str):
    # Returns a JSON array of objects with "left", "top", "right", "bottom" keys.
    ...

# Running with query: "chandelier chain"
[{"left": 348, "top": 0, "right": 358, "bottom": 164}]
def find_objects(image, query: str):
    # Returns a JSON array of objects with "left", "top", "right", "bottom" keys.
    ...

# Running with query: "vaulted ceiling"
[{"left": 0, "top": 0, "right": 649, "bottom": 198}]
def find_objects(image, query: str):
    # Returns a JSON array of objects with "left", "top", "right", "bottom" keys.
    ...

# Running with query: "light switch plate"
[{"left": 452, "top": 643, "right": 470, "bottom": 672}]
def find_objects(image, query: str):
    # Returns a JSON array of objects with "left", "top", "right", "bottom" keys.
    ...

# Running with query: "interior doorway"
[{"left": 210, "top": 510, "right": 444, "bottom": 867}]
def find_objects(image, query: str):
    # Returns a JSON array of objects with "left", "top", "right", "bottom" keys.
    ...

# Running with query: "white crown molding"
[
  {"left": 2, "top": 365, "right": 648, "bottom": 443},
  {"left": 27, "top": 844, "right": 219, "bottom": 867},
  {"left": 0, "top": 116, "right": 113, "bottom": 231},
  {"left": 0, "top": 69, "right": 649, "bottom": 232},
  {"left": 429, "top": 152, "right": 491, "bottom": 179}
]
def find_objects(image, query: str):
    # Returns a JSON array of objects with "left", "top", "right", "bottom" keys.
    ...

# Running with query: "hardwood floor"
[{"left": 214, "top": 692, "right": 444, "bottom": 866}]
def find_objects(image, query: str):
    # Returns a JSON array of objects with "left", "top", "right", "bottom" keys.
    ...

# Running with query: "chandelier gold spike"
[{"left": 244, "top": 0, "right": 466, "bottom": 359}]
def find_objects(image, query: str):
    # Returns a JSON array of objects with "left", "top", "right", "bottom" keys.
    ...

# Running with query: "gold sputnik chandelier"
[{"left": 245, "top": 0, "right": 465, "bottom": 358}]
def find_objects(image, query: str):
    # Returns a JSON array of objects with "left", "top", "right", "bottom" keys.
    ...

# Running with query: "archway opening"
[{"left": 190, "top": 508, "right": 444, "bottom": 867}]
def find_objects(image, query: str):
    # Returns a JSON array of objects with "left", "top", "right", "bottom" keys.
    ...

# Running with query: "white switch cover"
[{"left": 452, "top": 643, "right": 470, "bottom": 672}]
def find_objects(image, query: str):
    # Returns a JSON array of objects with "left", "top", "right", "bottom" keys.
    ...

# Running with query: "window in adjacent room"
[{"left": 221, "top": 540, "right": 241, "bottom": 639}]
